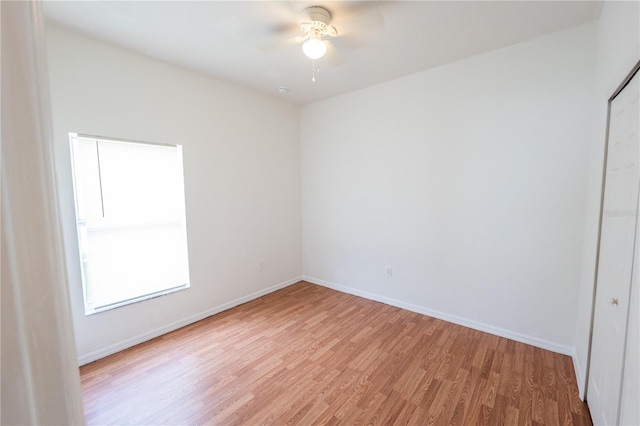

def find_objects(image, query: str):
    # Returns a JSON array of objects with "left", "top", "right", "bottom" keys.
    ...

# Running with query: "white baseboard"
[
  {"left": 573, "top": 351, "right": 586, "bottom": 400},
  {"left": 78, "top": 276, "right": 303, "bottom": 366},
  {"left": 303, "top": 275, "right": 574, "bottom": 357}
]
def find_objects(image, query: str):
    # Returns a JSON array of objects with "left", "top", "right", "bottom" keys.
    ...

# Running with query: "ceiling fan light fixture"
[{"left": 302, "top": 37, "right": 327, "bottom": 60}]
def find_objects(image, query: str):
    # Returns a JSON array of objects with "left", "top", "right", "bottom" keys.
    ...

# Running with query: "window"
[{"left": 69, "top": 133, "right": 190, "bottom": 314}]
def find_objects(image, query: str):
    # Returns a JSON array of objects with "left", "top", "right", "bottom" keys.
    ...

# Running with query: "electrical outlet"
[{"left": 386, "top": 267, "right": 393, "bottom": 277}]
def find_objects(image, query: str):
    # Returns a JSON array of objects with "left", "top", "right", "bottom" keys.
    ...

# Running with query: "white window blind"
[{"left": 70, "top": 134, "right": 190, "bottom": 314}]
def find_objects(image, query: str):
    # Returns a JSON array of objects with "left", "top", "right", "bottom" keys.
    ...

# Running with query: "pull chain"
[
  {"left": 311, "top": 60, "right": 321, "bottom": 83},
  {"left": 312, "top": 59, "right": 316, "bottom": 82}
]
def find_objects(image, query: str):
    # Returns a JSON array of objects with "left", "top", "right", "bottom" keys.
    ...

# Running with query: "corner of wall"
[
  {"left": 304, "top": 276, "right": 575, "bottom": 357},
  {"left": 78, "top": 276, "right": 303, "bottom": 365}
]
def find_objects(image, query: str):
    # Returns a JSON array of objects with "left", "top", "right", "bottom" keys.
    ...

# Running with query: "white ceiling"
[{"left": 43, "top": 1, "right": 603, "bottom": 105}]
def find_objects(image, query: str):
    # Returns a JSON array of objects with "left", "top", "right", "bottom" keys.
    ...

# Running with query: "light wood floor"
[{"left": 80, "top": 281, "right": 592, "bottom": 425}]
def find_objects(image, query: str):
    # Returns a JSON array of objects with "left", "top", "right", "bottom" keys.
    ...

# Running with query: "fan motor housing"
[{"left": 305, "top": 6, "right": 331, "bottom": 25}]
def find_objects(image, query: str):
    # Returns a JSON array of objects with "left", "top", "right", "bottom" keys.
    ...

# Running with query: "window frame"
[{"left": 68, "top": 132, "right": 191, "bottom": 315}]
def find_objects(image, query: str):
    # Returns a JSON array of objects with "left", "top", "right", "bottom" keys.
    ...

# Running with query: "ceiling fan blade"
[
  {"left": 251, "top": 1, "right": 311, "bottom": 48},
  {"left": 240, "top": 1, "right": 301, "bottom": 41},
  {"left": 256, "top": 18, "right": 303, "bottom": 51},
  {"left": 330, "top": 33, "right": 370, "bottom": 50},
  {"left": 332, "top": 3, "right": 384, "bottom": 38},
  {"left": 267, "top": 22, "right": 301, "bottom": 38},
  {"left": 324, "top": 41, "right": 344, "bottom": 67},
  {"left": 258, "top": 35, "right": 299, "bottom": 51}
]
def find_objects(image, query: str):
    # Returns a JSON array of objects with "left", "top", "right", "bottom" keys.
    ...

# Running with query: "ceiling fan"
[
  {"left": 297, "top": 6, "right": 337, "bottom": 61},
  {"left": 263, "top": 3, "right": 384, "bottom": 82}
]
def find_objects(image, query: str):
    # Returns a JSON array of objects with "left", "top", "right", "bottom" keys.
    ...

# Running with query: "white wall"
[
  {"left": 45, "top": 26, "right": 302, "bottom": 364},
  {"left": 573, "top": 1, "right": 640, "bottom": 398},
  {"left": 301, "top": 23, "right": 596, "bottom": 354}
]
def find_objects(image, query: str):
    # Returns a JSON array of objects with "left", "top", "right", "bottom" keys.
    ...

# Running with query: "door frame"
[{"left": 585, "top": 58, "right": 640, "bottom": 406}]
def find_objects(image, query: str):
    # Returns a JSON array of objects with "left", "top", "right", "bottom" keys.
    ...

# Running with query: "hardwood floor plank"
[
  {"left": 532, "top": 385, "right": 546, "bottom": 423},
  {"left": 407, "top": 404, "right": 427, "bottom": 426},
  {"left": 378, "top": 390, "right": 407, "bottom": 425},
  {"left": 359, "top": 392, "right": 388, "bottom": 425},
  {"left": 392, "top": 401, "right": 418, "bottom": 426},
  {"left": 519, "top": 357, "right": 536, "bottom": 425},
  {"left": 439, "top": 368, "right": 469, "bottom": 424},
  {"left": 506, "top": 405, "right": 520, "bottom": 425},
  {"left": 448, "top": 368, "right": 474, "bottom": 426},
  {"left": 481, "top": 371, "right": 500, "bottom": 408},
  {"left": 556, "top": 389, "right": 574, "bottom": 426},
  {"left": 462, "top": 367, "right": 488, "bottom": 425},
  {"left": 424, "top": 378, "right": 453, "bottom": 425},
  {"left": 79, "top": 282, "right": 592, "bottom": 425},
  {"left": 488, "top": 394, "right": 508, "bottom": 426},
  {"left": 497, "top": 352, "right": 513, "bottom": 397},
  {"left": 545, "top": 398, "right": 561, "bottom": 426}
]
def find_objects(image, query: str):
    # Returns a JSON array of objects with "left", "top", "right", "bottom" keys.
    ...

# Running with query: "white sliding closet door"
[
  {"left": 588, "top": 67, "right": 639, "bottom": 426},
  {"left": 620, "top": 216, "right": 639, "bottom": 426}
]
